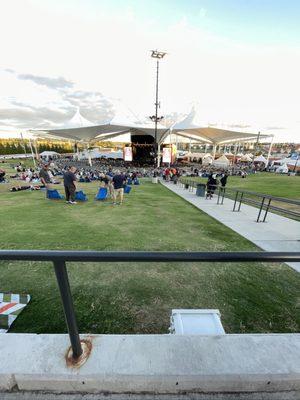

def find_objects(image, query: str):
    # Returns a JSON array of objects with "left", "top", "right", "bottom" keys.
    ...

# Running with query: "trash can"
[
  {"left": 152, "top": 177, "right": 158, "bottom": 184},
  {"left": 196, "top": 183, "right": 206, "bottom": 197},
  {"left": 184, "top": 183, "right": 189, "bottom": 189}
]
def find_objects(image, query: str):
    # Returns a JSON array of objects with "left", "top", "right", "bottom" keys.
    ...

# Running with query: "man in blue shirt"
[{"left": 112, "top": 171, "right": 126, "bottom": 205}]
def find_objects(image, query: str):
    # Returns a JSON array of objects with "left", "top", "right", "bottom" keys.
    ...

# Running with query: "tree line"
[{"left": 0, "top": 139, "right": 73, "bottom": 155}]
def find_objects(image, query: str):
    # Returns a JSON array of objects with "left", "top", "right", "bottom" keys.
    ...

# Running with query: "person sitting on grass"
[
  {"left": 63, "top": 166, "right": 77, "bottom": 205},
  {"left": 112, "top": 170, "right": 126, "bottom": 205}
]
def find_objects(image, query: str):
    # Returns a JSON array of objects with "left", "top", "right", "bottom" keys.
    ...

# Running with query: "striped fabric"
[{"left": 0, "top": 293, "right": 30, "bottom": 333}]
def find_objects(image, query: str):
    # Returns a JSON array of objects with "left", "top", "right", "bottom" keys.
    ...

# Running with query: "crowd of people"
[{"left": 0, "top": 157, "right": 262, "bottom": 203}]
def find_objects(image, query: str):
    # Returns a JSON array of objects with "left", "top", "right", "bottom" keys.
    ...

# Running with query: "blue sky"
[{"left": 53, "top": 0, "right": 300, "bottom": 44}]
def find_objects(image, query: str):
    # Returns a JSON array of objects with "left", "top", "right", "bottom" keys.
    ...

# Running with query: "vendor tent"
[
  {"left": 254, "top": 155, "right": 268, "bottom": 165},
  {"left": 202, "top": 155, "right": 213, "bottom": 165},
  {"left": 276, "top": 164, "right": 289, "bottom": 174},
  {"left": 213, "top": 154, "right": 230, "bottom": 167},
  {"left": 240, "top": 154, "right": 253, "bottom": 162},
  {"left": 39, "top": 151, "right": 60, "bottom": 161}
]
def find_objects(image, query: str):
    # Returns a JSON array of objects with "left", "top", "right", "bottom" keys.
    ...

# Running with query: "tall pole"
[
  {"left": 155, "top": 59, "right": 159, "bottom": 152},
  {"left": 266, "top": 135, "right": 274, "bottom": 166},
  {"left": 150, "top": 50, "right": 166, "bottom": 167},
  {"left": 28, "top": 138, "right": 36, "bottom": 168},
  {"left": 20, "top": 132, "right": 27, "bottom": 157},
  {"left": 293, "top": 154, "right": 299, "bottom": 173}
]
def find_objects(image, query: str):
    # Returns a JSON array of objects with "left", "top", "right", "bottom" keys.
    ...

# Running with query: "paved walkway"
[{"left": 161, "top": 181, "right": 300, "bottom": 273}]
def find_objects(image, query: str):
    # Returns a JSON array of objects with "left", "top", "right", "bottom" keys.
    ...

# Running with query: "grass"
[
  {"left": 0, "top": 174, "right": 299, "bottom": 335},
  {"left": 181, "top": 172, "right": 300, "bottom": 199}
]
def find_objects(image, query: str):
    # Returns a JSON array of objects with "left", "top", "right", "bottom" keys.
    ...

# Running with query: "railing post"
[
  {"left": 217, "top": 187, "right": 221, "bottom": 204},
  {"left": 238, "top": 192, "right": 244, "bottom": 211},
  {"left": 53, "top": 260, "right": 83, "bottom": 359},
  {"left": 257, "top": 197, "right": 266, "bottom": 222},
  {"left": 263, "top": 198, "right": 272, "bottom": 222},
  {"left": 233, "top": 191, "right": 239, "bottom": 211},
  {"left": 221, "top": 187, "right": 225, "bottom": 204}
]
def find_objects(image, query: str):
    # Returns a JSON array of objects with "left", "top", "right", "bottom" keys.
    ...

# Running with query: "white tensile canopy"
[
  {"left": 213, "top": 154, "right": 230, "bottom": 167},
  {"left": 29, "top": 107, "right": 269, "bottom": 146},
  {"left": 170, "top": 107, "right": 269, "bottom": 145}
]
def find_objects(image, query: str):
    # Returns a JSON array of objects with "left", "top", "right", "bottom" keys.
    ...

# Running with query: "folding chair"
[
  {"left": 124, "top": 185, "right": 131, "bottom": 194},
  {"left": 46, "top": 189, "right": 64, "bottom": 200},
  {"left": 95, "top": 187, "right": 108, "bottom": 200},
  {"left": 75, "top": 190, "right": 88, "bottom": 201}
]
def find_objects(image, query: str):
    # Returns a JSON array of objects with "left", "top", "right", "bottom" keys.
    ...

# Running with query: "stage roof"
[{"left": 30, "top": 107, "right": 270, "bottom": 145}]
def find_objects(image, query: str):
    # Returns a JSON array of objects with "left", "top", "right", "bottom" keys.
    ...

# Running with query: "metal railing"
[
  {"left": 178, "top": 178, "right": 300, "bottom": 222},
  {"left": 1, "top": 249, "right": 300, "bottom": 361}
]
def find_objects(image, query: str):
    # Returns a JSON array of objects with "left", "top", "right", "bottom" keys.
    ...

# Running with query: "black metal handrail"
[
  {"left": 178, "top": 178, "right": 300, "bottom": 222},
  {"left": 1, "top": 250, "right": 300, "bottom": 361}
]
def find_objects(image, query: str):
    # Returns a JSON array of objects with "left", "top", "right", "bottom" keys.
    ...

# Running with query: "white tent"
[
  {"left": 279, "top": 156, "right": 299, "bottom": 170},
  {"left": 39, "top": 151, "right": 60, "bottom": 161},
  {"left": 275, "top": 164, "right": 289, "bottom": 174},
  {"left": 240, "top": 154, "right": 252, "bottom": 162},
  {"left": 213, "top": 154, "right": 230, "bottom": 167},
  {"left": 202, "top": 155, "right": 213, "bottom": 165},
  {"left": 254, "top": 155, "right": 268, "bottom": 165}
]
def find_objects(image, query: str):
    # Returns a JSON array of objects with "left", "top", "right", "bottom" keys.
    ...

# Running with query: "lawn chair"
[
  {"left": 75, "top": 190, "right": 88, "bottom": 201},
  {"left": 46, "top": 189, "right": 64, "bottom": 200},
  {"left": 95, "top": 187, "right": 108, "bottom": 201},
  {"left": 124, "top": 185, "right": 131, "bottom": 194}
]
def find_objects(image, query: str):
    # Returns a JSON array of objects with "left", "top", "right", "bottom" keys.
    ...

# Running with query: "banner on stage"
[
  {"left": 162, "top": 147, "right": 172, "bottom": 163},
  {"left": 163, "top": 145, "right": 177, "bottom": 163},
  {"left": 124, "top": 146, "right": 133, "bottom": 162}
]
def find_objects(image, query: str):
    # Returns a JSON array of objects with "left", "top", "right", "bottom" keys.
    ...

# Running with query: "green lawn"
[
  {"left": 181, "top": 172, "right": 300, "bottom": 199},
  {"left": 0, "top": 178, "right": 299, "bottom": 335}
]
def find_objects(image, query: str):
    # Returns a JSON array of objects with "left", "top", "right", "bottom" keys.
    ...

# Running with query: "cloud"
[
  {"left": 227, "top": 124, "right": 252, "bottom": 129},
  {"left": 17, "top": 73, "right": 74, "bottom": 90},
  {"left": 62, "top": 90, "right": 114, "bottom": 122},
  {"left": 0, "top": 70, "right": 115, "bottom": 131},
  {"left": 265, "top": 126, "right": 285, "bottom": 130}
]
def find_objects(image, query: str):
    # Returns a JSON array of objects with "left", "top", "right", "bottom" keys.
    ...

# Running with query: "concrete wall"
[{"left": 0, "top": 334, "right": 300, "bottom": 395}]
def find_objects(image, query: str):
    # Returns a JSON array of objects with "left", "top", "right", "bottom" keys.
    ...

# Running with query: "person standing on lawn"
[
  {"left": 39, "top": 163, "right": 51, "bottom": 189},
  {"left": 112, "top": 170, "right": 126, "bottom": 205},
  {"left": 63, "top": 166, "right": 77, "bottom": 204},
  {"left": 220, "top": 172, "right": 228, "bottom": 188}
]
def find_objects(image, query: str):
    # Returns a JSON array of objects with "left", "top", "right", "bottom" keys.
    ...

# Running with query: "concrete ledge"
[{"left": 0, "top": 334, "right": 300, "bottom": 395}]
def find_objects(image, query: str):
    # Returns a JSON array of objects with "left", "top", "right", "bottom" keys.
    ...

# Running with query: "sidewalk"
[{"left": 161, "top": 181, "right": 300, "bottom": 273}]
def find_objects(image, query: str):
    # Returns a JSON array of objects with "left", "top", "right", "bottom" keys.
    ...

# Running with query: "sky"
[{"left": 0, "top": 0, "right": 300, "bottom": 142}]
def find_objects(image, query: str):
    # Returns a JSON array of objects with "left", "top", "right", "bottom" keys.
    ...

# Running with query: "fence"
[
  {"left": 1, "top": 249, "right": 300, "bottom": 361},
  {"left": 179, "top": 178, "right": 300, "bottom": 222}
]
